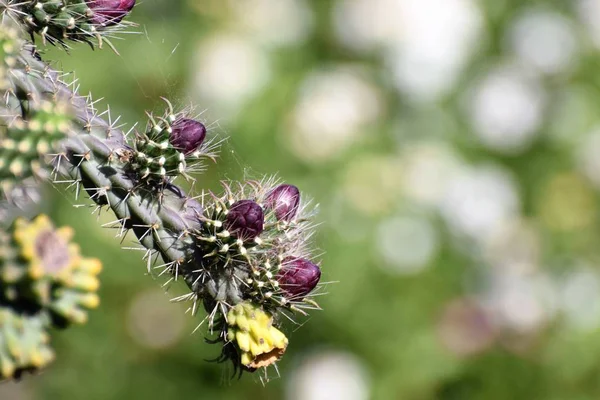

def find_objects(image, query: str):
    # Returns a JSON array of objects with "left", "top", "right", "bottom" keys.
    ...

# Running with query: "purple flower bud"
[
  {"left": 224, "top": 200, "right": 264, "bottom": 240},
  {"left": 265, "top": 184, "right": 300, "bottom": 222},
  {"left": 169, "top": 118, "right": 207, "bottom": 155},
  {"left": 87, "top": 0, "right": 136, "bottom": 27},
  {"left": 276, "top": 257, "right": 321, "bottom": 298}
]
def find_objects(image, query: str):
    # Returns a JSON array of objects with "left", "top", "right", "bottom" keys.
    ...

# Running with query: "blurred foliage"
[{"left": 5, "top": 0, "right": 600, "bottom": 399}]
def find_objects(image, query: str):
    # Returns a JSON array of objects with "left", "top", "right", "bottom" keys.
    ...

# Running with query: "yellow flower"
[
  {"left": 0, "top": 307, "right": 55, "bottom": 380},
  {"left": 1, "top": 215, "right": 103, "bottom": 325},
  {"left": 13, "top": 215, "right": 77, "bottom": 279},
  {"left": 226, "top": 302, "right": 288, "bottom": 369}
]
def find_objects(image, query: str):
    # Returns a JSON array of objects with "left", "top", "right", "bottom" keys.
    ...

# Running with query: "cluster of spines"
[
  {"left": 128, "top": 99, "right": 218, "bottom": 186},
  {"left": 1, "top": 0, "right": 136, "bottom": 50},
  {"left": 194, "top": 181, "right": 319, "bottom": 300}
]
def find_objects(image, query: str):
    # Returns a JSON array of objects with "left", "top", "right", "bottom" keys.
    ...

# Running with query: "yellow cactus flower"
[
  {"left": 226, "top": 302, "right": 288, "bottom": 370},
  {"left": 1, "top": 215, "right": 103, "bottom": 325}
]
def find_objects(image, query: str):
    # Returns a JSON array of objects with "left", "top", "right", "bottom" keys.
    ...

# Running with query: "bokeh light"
[{"left": 286, "top": 350, "right": 370, "bottom": 400}]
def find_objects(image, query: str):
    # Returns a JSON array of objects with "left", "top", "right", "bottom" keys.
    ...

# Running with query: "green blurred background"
[{"left": 6, "top": 0, "right": 600, "bottom": 398}]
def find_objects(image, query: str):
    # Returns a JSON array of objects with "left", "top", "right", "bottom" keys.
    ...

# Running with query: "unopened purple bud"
[
  {"left": 265, "top": 184, "right": 300, "bottom": 222},
  {"left": 87, "top": 0, "right": 136, "bottom": 27},
  {"left": 169, "top": 118, "right": 207, "bottom": 155},
  {"left": 276, "top": 257, "right": 321, "bottom": 298},
  {"left": 224, "top": 200, "right": 264, "bottom": 240}
]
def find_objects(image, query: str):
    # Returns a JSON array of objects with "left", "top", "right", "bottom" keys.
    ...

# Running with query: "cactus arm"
[
  {"left": 0, "top": 3, "right": 325, "bottom": 375},
  {"left": 0, "top": 36, "right": 198, "bottom": 275}
]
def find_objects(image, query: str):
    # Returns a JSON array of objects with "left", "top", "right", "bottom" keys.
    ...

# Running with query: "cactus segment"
[
  {"left": 189, "top": 179, "right": 321, "bottom": 311},
  {"left": 127, "top": 101, "right": 215, "bottom": 187}
]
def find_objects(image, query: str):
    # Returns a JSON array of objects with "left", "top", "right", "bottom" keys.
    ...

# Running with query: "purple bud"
[
  {"left": 276, "top": 257, "right": 321, "bottom": 298},
  {"left": 265, "top": 184, "right": 300, "bottom": 222},
  {"left": 87, "top": 0, "right": 136, "bottom": 27},
  {"left": 169, "top": 118, "right": 207, "bottom": 155},
  {"left": 224, "top": 200, "right": 264, "bottom": 240}
]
